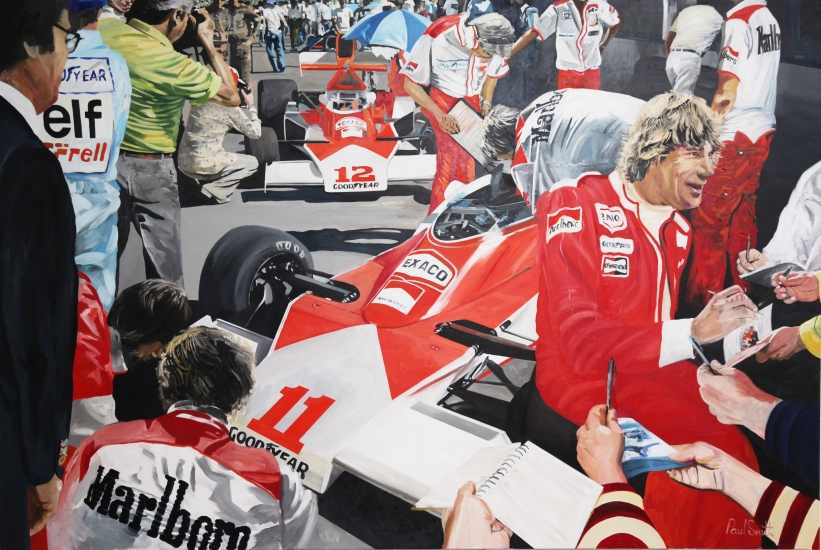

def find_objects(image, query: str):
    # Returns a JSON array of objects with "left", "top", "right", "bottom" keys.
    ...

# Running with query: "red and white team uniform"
[
  {"left": 687, "top": 0, "right": 780, "bottom": 307},
  {"left": 48, "top": 402, "right": 317, "bottom": 550},
  {"left": 531, "top": 0, "right": 619, "bottom": 89},
  {"left": 535, "top": 172, "right": 760, "bottom": 548},
  {"left": 401, "top": 14, "right": 509, "bottom": 212}
]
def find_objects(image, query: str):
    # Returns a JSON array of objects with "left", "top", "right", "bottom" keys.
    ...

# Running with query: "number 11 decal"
[{"left": 247, "top": 386, "right": 335, "bottom": 453}]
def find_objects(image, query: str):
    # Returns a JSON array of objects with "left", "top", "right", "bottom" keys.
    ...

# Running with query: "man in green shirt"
[{"left": 100, "top": 0, "right": 239, "bottom": 287}]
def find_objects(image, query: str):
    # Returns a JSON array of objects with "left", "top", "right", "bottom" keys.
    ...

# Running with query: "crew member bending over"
[
  {"left": 402, "top": 13, "right": 515, "bottom": 213},
  {"left": 49, "top": 327, "right": 317, "bottom": 549}
]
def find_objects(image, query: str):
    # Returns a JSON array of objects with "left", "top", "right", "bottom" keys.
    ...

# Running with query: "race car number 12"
[
  {"left": 247, "top": 386, "right": 335, "bottom": 454},
  {"left": 334, "top": 166, "right": 376, "bottom": 183}
]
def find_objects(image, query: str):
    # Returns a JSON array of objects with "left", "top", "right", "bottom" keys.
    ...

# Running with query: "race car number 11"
[{"left": 247, "top": 386, "right": 335, "bottom": 454}]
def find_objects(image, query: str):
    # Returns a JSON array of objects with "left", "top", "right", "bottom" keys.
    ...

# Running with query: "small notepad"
[{"left": 416, "top": 442, "right": 602, "bottom": 548}]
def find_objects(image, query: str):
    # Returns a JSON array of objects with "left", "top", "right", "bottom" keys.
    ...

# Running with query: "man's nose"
[{"left": 700, "top": 153, "right": 716, "bottom": 177}]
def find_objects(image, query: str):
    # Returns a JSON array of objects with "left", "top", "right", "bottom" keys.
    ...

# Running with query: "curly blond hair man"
[{"left": 521, "top": 91, "right": 765, "bottom": 548}]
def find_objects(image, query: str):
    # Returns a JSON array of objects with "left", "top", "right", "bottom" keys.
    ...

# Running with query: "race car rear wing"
[{"left": 435, "top": 320, "right": 536, "bottom": 362}]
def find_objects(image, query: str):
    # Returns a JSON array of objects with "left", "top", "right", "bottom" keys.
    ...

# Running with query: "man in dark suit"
[{"left": 0, "top": 0, "right": 78, "bottom": 546}]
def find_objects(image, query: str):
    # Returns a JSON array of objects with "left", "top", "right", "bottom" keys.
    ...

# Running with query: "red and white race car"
[
  {"left": 199, "top": 89, "right": 643, "bottom": 503},
  {"left": 249, "top": 36, "right": 436, "bottom": 194}
]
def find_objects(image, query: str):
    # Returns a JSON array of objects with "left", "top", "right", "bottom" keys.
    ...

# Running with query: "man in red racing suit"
[{"left": 532, "top": 92, "right": 762, "bottom": 548}]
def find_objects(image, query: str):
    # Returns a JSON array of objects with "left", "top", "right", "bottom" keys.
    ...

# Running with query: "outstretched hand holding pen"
[
  {"left": 696, "top": 362, "right": 780, "bottom": 438},
  {"left": 691, "top": 285, "right": 759, "bottom": 345},
  {"left": 771, "top": 270, "right": 819, "bottom": 304}
]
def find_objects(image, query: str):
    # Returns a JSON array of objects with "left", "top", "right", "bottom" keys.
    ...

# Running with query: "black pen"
[
  {"left": 689, "top": 335, "right": 718, "bottom": 375},
  {"left": 745, "top": 235, "right": 751, "bottom": 263},
  {"left": 757, "top": 266, "right": 795, "bottom": 309},
  {"left": 605, "top": 358, "right": 616, "bottom": 418}
]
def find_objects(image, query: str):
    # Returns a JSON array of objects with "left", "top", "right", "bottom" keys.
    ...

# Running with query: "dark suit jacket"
[{"left": 0, "top": 96, "right": 77, "bottom": 486}]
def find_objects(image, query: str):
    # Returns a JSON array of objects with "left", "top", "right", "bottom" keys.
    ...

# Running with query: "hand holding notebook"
[{"left": 417, "top": 442, "right": 603, "bottom": 548}]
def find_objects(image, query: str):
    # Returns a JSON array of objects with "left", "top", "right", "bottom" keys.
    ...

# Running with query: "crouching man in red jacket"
[
  {"left": 48, "top": 327, "right": 317, "bottom": 550},
  {"left": 528, "top": 91, "right": 762, "bottom": 548}
]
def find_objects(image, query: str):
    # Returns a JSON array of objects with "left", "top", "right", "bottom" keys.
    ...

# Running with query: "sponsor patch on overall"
[
  {"left": 595, "top": 203, "right": 627, "bottom": 232},
  {"left": 546, "top": 207, "right": 582, "bottom": 243},
  {"left": 436, "top": 59, "right": 468, "bottom": 71},
  {"left": 599, "top": 236, "right": 634, "bottom": 254},
  {"left": 562, "top": 11, "right": 572, "bottom": 19},
  {"left": 601, "top": 255, "right": 629, "bottom": 277}
]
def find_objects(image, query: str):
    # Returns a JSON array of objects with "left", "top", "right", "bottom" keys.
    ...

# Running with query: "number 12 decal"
[
  {"left": 247, "top": 386, "right": 335, "bottom": 453},
  {"left": 334, "top": 166, "right": 376, "bottom": 183}
]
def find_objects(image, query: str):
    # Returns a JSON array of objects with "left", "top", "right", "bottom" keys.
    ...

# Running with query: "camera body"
[{"left": 173, "top": 9, "right": 208, "bottom": 52}]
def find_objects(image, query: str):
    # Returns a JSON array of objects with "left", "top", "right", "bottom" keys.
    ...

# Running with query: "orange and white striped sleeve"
[
  {"left": 754, "top": 481, "right": 820, "bottom": 549},
  {"left": 576, "top": 483, "right": 666, "bottom": 549}
]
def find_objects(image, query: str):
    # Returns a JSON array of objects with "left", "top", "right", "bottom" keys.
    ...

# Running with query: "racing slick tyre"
[
  {"left": 199, "top": 226, "right": 314, "bottom": 325},
  {"left": 245, "top": 126, "right": 280, "bottom": 165},
  {"left": 258, "top": 78, "right": 297, "bottom": 129}
]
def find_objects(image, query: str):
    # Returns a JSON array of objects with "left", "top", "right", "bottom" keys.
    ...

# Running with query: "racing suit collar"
[
  {"left": 728, "top": 0, "right": 766, "bottom": 17},
  {"left": 168, "top": 400, "right": 230, "bottom": 428},
  {"left": 609, "top": 170, "right": 675, "bottom": 217}
]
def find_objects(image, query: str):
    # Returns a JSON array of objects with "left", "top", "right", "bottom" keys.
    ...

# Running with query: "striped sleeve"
[
  {"left": 576, "top": 483, "right": 666, "bottom": 548},
  {"left": 754, "top": 481, "right": 820, "bottom": 549}
]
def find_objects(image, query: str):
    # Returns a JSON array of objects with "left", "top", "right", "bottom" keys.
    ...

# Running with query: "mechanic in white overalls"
[
  {"left": 509, "top": 0, "right": 620, "bottom": 90},
  {"left": 36, "top": 0, "right": 132, "bottom": 310}
]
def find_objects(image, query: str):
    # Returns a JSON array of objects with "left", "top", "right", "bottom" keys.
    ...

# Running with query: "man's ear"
[
  {"left": 174, "top": 7, "right": 188, "bottom": 23},
  {"left": 23, "top": 42, "right": 42, "bottom": 59}
]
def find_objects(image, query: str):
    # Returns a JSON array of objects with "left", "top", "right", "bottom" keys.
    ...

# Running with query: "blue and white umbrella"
[{"left": 345, "top": 9, "right": 430, "bottom": 51}]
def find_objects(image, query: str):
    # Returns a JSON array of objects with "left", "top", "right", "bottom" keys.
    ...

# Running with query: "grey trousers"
[
  {"left": 181, "top": 153, "right": 259, "bottom": 203},
  {"left": 116, "top": 154, "right": 184, "bottom": 287}
]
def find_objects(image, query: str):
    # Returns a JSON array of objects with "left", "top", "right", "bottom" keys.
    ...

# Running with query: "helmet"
[{"left": 323, "top": 89, "right": 373, "bottom": 113}]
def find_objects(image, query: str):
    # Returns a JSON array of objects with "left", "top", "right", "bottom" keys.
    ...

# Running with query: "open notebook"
[
  {"left": 416, "top": 442, "right": 602, "bottom": 548},
  {"left": 448, "top": 100, "right": 488, "bottom": 166},
  {"left": 740, "top": 262, "right": 803, "bottom": 287}
]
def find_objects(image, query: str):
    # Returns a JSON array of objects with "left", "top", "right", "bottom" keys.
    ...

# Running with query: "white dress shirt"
[{"left": 0, "top": 81, "right": 38, "bottom": 132}]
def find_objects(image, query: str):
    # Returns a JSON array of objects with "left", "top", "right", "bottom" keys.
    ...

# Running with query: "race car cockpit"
[{"left": 433, "top": 172, "right": 531, "bottom": 241}]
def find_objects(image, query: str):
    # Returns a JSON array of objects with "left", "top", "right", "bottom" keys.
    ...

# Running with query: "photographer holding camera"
[
  {"left": 178, "top": 68, "right": 261, "bottom": 203},
  {"left": 100, "top": 0, "right": 239, "bottom": 288}
]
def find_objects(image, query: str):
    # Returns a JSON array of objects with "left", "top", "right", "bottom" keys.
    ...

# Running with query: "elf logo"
[
  {"left": 595, "top": 203, "right": 627, "bottom": 232},
  {"left": 546, "top": 207, "right": 582, "bottom": 243},
  {"left": 396, "top": 251, "right": 456, "bottom": 286},
  {"left": 601, "top": 255, "right": 629, "bottom": 277}
]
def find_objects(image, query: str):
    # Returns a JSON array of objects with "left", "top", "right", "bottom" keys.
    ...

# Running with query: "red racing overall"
[
  {"left": 687, "top": 131, "right": 773, "bottom": 307},
  {"left": 535, "top": 173, "right": 759, "bottom": 549}
]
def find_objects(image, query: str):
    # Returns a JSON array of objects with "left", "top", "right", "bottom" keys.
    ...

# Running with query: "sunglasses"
[{"left": 54, "top": 22, "right": 82, "bottom": 54}]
